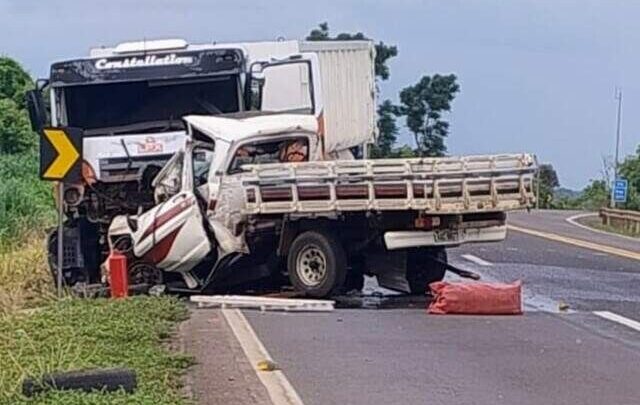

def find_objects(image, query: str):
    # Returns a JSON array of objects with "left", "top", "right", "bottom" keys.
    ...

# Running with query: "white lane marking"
[
  {"left": 566, "top": 212, "right": 640, "bottom": 242},
  {"left": 222, "top": 309, "right": 304, "bottom": 405},
  {"left": 593, "top": 311, "right": 640, "bottom": 332},
  {"left": 461, "top": 254, "right": 493, "bottom": 266}
]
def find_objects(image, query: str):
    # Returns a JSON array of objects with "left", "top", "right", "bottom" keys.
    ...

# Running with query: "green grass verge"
[
  {"left": 0, "top": 296, "right": 193, "bottom": 405},
  {"left": 0, "top": 151, "right": 55, "bottom": 251}
]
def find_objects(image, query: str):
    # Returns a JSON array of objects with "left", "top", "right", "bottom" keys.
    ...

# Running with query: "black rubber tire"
[
  {"left": 22, "top": 368, "right": 137, "bottom": 396},
  {"left": 406, "top": 247, "right": 448, "bottom": 295},
  {"left": 287, "top": 230, "right": 347, "bottom": 298}
]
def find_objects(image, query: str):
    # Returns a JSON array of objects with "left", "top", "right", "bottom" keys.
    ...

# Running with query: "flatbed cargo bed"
[{"left": 240, "top": 153, "right": 537, "bottom": 215}]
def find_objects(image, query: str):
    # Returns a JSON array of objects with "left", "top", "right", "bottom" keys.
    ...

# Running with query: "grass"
[
  {"left": 0, "top": 151, "right": 56, "bottom": 251},
  {"left": 0, "top": 151, "right": 194, "bottom": 404},
  {"left": 576, "top": 215, "right": 640, "bottom": 239},
  {"left": 0, "top": 238, "right": 55, "bottom": 316},
  {"left": 0, "top": 296, "right": 193, "bottom": 405}
]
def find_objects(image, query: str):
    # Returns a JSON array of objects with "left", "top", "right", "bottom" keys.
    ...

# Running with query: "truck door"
[
  {"left": 252, "top": 53, "right": 323, "bottom": 120},
  {"left": 132, "top": 146, "right": 211, "bottom": 283}
]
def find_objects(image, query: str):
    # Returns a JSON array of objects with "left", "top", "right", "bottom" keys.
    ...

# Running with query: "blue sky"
[{"left": 1, "top": 0, "right": 638, "bottom": 189}]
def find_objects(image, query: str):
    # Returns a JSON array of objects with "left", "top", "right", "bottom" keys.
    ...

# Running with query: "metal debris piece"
[
  {"left": 190, "top": 295, "right": 335, "bottom": 312},
  {"left": 256, "top": 360, "right": 278, "bottom": 371}
]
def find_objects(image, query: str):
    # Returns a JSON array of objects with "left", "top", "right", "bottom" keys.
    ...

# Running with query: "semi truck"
[{"left": 26, "top": 38, "right": 376, "bottom": 286}]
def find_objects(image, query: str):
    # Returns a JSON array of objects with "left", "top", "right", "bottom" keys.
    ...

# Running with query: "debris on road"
[
  {"left": 558, "top": 300, "right": 570, "bottom": 311},
  {"left": 191, "top": 295, "right": 335, "bottom": 312},
  {"left": 256, "top": 360, "right": 278, "bottom": 372},
  {"left": 427, "top": 281, "right": 523, "bottom": 315}
]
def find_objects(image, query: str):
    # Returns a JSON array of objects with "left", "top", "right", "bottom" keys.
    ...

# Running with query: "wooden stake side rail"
[{"left": 240, "top": 154, "right": 537, "bottom": 215}]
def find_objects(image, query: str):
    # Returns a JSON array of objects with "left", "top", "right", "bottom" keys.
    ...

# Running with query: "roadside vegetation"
[
  {"left": 0, "top": 57, "right": 192, "bottom": 404},
  {"left": 534, "top": 148, "right": 640, "bottom": 212},
  {"left": 0, "top": 297, "right": 192, "bottom": 405}
]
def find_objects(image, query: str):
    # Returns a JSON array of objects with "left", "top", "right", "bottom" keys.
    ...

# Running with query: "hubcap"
[{"left": 296, "top": 245, "right": 327, "bottom": 287}]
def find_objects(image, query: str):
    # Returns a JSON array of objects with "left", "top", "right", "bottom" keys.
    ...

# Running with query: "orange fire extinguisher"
[{"left": 109, "top": 250, "right": 129, "bottom": 298}]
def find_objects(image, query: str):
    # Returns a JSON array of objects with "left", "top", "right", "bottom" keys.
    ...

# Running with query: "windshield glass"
[{"left": 63, "top": 75, "right": 240, "bottom": 133}]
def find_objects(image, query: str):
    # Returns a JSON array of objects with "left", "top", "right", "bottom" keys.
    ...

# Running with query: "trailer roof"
[{"left": 183, "top": 113, "right": 318, "bottom": 143}]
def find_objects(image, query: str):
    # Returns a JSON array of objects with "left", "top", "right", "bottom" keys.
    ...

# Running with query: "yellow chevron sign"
[{"left": 40, "top": 127, "right": 82, "bottom": 182}]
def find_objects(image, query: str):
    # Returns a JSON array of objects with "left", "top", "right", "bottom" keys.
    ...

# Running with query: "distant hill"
[{"left": 554, "top": 187, "right": 582, "bottom": 199}]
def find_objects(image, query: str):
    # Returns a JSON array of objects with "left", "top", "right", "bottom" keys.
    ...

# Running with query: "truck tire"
[
  {"left": 287, "top": 230, "right": 347, "bottom": 298},
  {"left": 22, "top": 368, "right": 136, "bottom": 396},
  {"left": 406, "top": 247, "right": 448, "bottom": 295}
]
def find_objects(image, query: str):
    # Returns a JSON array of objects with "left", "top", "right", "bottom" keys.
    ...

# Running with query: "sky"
[{"left": 1, "top": 0, "right": 639, "bottom": 189}]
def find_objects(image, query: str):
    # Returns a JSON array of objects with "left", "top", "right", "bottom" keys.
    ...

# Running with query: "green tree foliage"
[
  {"left": 535, "top": 163, "right": 560, "bottom": 208},
  {"left": 0, "top": 98, "right": 36, "bottom": 154},
  {"left": 618, "top": 145, "right": 640, "bottom": 210},
  {"left": 306, "top": 22, "right": 398, "bottom": 80},
  {"left": 370, "top": 100, "right": 399, "bottom": 158},
  {"left": 578, "top": 179, "right": 610, "bottom": 210},
  {"left": 0, "top": 57, "right": 34, "bottom": 108},
  {"left": 397, "top": 74, "right": 459, "bottom": 157},
  {"left": 0, "top": 57, "right": 37, "bottom": 154}
]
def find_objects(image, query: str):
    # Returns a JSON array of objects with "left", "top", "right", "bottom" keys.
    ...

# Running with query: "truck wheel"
[
  {"left": 287, "top": 230, "right": 346, "bottom": 298},
  {"left": 406, "top": 247, "right": 447, "bottom": 295}
]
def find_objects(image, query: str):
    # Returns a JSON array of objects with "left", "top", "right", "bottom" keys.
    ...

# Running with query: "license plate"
[{"left": 434, "top": 229, "right": 459, "bottom": 243}]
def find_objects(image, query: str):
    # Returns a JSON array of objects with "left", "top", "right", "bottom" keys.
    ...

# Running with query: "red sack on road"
[{"left": 427, "top": 280, "right": 523, "bottom": 315}]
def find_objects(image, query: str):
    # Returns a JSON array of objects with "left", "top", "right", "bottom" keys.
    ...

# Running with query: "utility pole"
[{"left": 611, "top": 88, "right": 623, "bottom": 208}]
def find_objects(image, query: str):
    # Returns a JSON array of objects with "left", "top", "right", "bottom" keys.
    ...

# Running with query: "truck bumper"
[{"left": 383, "top": 225, "right": 507, "bottom": 250}]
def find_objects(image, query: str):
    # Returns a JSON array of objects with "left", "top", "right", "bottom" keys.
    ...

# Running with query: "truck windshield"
[{"left": 63, "top": 76, "right": 240, "bottom": 134}]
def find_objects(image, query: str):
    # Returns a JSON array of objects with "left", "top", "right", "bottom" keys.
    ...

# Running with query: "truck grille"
[{"left": 99, "top": 154, "right": 173, "bottom": 182}]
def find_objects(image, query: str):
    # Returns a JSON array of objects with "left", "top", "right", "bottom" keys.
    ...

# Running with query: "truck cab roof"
[{"left": 184, "top": 114, "right": 318, "bottom": 144}]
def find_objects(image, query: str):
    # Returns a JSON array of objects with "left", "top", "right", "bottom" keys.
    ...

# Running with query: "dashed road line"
[
  {"left": 222, "top": 309, "right": 304, "bottom": 405},
  {"left": 593, "top": 311, "right": 640, "bottom": 333},
  {"left": 461, "top": 254, "right": 493, "bottom": 266},
  {"left": 508, "top": 224, "right": 640, "bottom": 262}
]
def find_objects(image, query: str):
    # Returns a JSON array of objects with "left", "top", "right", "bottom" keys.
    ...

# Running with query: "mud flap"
[{"left": 365, "top": 251, "right": 410, "bottom": 293}]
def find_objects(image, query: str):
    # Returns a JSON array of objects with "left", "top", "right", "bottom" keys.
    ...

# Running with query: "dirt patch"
[{"left": 180, "top": 307, "right": 271, "bottom": 405}]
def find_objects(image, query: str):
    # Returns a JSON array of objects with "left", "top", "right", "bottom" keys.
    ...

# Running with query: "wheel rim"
[{"left": 296, "top": 244, "right": 327, "bottom": 287}]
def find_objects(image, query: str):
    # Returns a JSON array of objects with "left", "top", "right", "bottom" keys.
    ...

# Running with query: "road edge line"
[
  {"left": 566, "top": 212, "right": 640, "bottom": 242},
  {"left": 593, "top": 311, "right": 640, "bottom": 332},
  {"left": 222, "top": 309, "right": 304, "bottom": 405},
  {"left": 507, "top": 224, "right": 640, "bottom": 262}
]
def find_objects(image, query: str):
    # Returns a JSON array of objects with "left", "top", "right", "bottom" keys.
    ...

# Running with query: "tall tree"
[
  {"left": 370, "top": 100, "right": 399, "bottom": 158},
  {"left": 397, "top": 74, "right": 459, "bottom": 157},
  {"left": 0, "top": 57, "right": 36, "bottom": 154},
  {"left": 0, "top": 57, "right": 33, "bottom": 108},
  {"left": 536, "top": 163, "right": 560, "bottom": 208}
]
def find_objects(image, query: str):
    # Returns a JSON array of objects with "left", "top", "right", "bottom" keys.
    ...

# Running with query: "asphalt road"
[{"left": 239, "top": 210, "right": 640, "bottom": 405}]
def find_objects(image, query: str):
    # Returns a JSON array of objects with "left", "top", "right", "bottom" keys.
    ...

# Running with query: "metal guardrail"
[{"left": 599, "top": 207, "right": 640, "bottom": 234}]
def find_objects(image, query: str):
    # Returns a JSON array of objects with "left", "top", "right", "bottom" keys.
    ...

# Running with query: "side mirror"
[
  {"left": 245, "top": 63, "right": 266, "bottom": 110},
  {"left": 25, "top": 89, "right": 48, "bottom": 132}
]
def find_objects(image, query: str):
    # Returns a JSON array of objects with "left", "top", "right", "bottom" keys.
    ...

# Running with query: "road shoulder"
[{"left": 180, "top": 306, "right": 271, "bottom": 405}]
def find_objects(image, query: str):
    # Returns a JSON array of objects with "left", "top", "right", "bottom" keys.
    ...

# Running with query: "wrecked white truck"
[
  {"left": 106, "top": 113, "right": 537, "bottom": 297},
  {"left": 25, "top": 37, "right": 376, "bottom": 287}
]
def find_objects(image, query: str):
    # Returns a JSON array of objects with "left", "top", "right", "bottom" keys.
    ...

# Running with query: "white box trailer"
[{"left": 241, "top": 40, "right": 377, "bottom": 155}]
